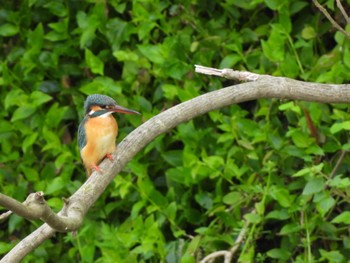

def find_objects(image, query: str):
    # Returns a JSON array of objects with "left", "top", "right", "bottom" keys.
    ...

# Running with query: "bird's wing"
[{"left": 77, "top": 116, "right": 88, "bottom": 150}]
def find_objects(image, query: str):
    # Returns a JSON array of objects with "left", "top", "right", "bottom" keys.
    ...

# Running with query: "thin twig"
[
  {"left": 0, "top": 210, "right": 12, "bottom": 221},
  {"left": 199, "top": 251, "right": 229, "bottom": 263},
  {"left": 330, "top": 150, "right": 347, "bottom": 178},
  {"left": 336, "top": 0, "right": 350, "bottom": 25},
  {"left": 194, "top": 65, "right": 260, "bottom": 81},
  {"left": 313, "top": 0, "right": 350, "bottom": 39},
  {"left": 230, "top": 224, "right": 248, "bottom": 256}
]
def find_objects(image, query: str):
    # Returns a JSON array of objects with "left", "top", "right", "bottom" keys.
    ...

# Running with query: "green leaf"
[
  {"left": 266, "top": 209, "right": 290, "bottom": 220},
  {"left": 185, "top": 235, "right": 201, "bottom": 256},
  {"left": 144, "top": 185, "right": 168, "bottom": 208},
  {"left": 113, "top": 50, "right": 139, "bottom": 62},
  {"left": 45, "top": 19, "right": 68, "bottom": 41},
  {"left": 278, "top": 101, "right": 301, "bottom": 114},
  {"left": 261, "top": 24, "right": 287, "bottom": 62},
  {"left": 289, "top": 130, "right": 313, "bottom": 148},
  {"left": 79, "top": 76, "right": 122, "bottom": 95},
  {"left": 316, "top": 195, "right": 335, "bottom": 216},
  {"left": 293, "top": 163, "right": 324, "bottom": 177},
  {"left": 11, "top": 105, "right": 36, "bottom": 122},
  {"left": 46, "top": 177, "right": 65, "bottom": 195},
  {"left": 195, "top": 192, "right": 213, "bottom": 210},
  {"left": 202, "top": 156, "right": 224, "bottom": 169},
  {"left": 46, "top": 197, "right": 64, "bottom": 211},
  {"left": 330, "top": 121, "right": 350, "bottom": 134},
  {"left": 319, "top": 249, "right": 344, "bottom": 262},
  {"left": 30, "top": 91, "right": 52, "bottom": 107},
  {"left": 244, "top": 212, "right": 262, "bottom": 224},
  {"left": 27, "top": 23, "right": 44, "bottom": 51},
  {"left": 329, "top": 175, "right": 350, "bottom": 188},
  {"left": 55, "top": 152, "right": 73, "bottom": 169},
  {"left": 77, "top": 11, "right": 97, "bottom": 48},
  {"left": 229, "top": 0, "right": 259, "bottom": 9},
  {"left": 344, "top": 48, "right": 350, "bottom": 68},
  {"left": 302, "top": 26, "right": 316, "bottom": 40},
  {"left": 267, "top": 248, "right": 291, "bottom": 260},
  {"left": 138, "top": 45, "right": 165, "bottom": 64},
  {"left": 165, "top": 202, "right": 177, "bottom": 221},
  {"left": 269, "top": 186, "right": 294, "bottom": 208},
  {"left": 131, "top": 200, "right": 146, "bottom": 219},
  {"left": 162, "top": 150, "right": 182, "bottom": 166},
  {"left": 43, "top": 1, "right": 67, "bottom": 17},
  {"left": 5, "top": 89, "right": 27, "bottom": 110},
  {"left": 161, "top": 84, "right": 178, "bottom": 100},
  {"left": 181, "top": 253, "right": 196, "bottom": 263},
  {"left": 20, "top": 166, "right": 39, "bottom": 182},
  {"left": 302, "top": 177, "right": 324, "bottom": 195},
  {"left": 332, "top": 211, "right": 350, "bottom": 224},
  {"left": 163, "top": 61, "right": 190, "bottom": 80},
  {"left": 85, "top": 48, "right": 104, "bottom": 75},
  {"left": 219, "top": 54, "right": 241, "bottom": 68},
  {"left": 0, "top": 242, "right": 13, "bottom": 254},
  {"left": 290, "top": 1, "right": 308, "bottom": 14},
  {"left": 222, "top": 192, "right": 241, "bottom": 205},
  {"left": 136, "top": 96, "right": 152, "bottom": 112},
  {"left": 0, "top": 120, "right": 12, "bottom": 136},
  {"left": 42, "top": 127, "right": 61, "bottom": 152},
  {"left": 9, "top": 214, "right": 23, "bottom": 234},
  {"left": 279, "top": 223, "right": 301, "bottom": 235},
  {"left": 280, "top": 52, "right": 299, "bottom": 78},
  {"left": 0, "top": 23, "right": 19, "bottom": 37}
]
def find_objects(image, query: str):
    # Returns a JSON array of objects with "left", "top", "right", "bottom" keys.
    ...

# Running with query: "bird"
[{"left": 78, "top": 94, "right": 140, "bottom": 176}]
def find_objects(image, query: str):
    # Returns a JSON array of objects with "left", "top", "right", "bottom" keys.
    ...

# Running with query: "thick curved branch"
[{"left": 3, "top": 67, "right": 350, "bottom": 262}]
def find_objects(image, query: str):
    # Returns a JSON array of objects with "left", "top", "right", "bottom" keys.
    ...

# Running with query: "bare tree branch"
[
  {"left": 3, "top": 65, "right": 350, "bottom": 262},
  {"left": 0, "top": 210, "right": 12, "bottom": 221},
  {"left": 330, "top": 150, "right": 347, "bottom": 178},
  {"left": 336, "top": 0, "right": 350, "bottom": 25},
  {"left": 1, "top": 192, "right": 51, "bottom": 221},
  {"left": 0, "top": 192, "right": 83, "bottom": 233},
  {"left": 195, "top": 65, "right": 260, "bottom": 81},
  {"left": 313, "top": 0, "right": 350, "bottom": 39}
]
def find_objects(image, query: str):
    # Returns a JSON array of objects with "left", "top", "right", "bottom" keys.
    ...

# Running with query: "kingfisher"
[{"left": 78, "top": 94, "right": 140, "bottom": 177}]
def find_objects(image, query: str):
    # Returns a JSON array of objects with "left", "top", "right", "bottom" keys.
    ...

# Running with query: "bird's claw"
[
  {"left": 105, "top": 153, "right": 113, "bottom": 161},
  {"left": 91, "top": 164, "right": 102, "bottom": 173}
]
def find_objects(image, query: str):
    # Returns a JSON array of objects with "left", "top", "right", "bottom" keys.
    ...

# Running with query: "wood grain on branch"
[{"left": 2, "top": 66, "right": 350, "bottom": 262}]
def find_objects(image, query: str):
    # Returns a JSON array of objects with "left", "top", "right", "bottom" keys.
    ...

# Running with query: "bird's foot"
[
  {"left": 105, "top": 153, "right": 113, "bottom": 161},
  {"left": 91, "top": 164, "right": 102, "bottom": 173}
]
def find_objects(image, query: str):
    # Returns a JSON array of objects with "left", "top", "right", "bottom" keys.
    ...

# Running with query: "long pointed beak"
[{"left": 110, "top": 105, "right": 140, "bottom": 115}]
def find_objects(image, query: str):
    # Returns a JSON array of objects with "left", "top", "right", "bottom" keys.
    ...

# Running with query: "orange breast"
[{"left": 80, "top": 115, "right": 118, "bottom": 175}]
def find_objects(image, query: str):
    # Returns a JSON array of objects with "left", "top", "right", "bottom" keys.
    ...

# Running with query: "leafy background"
[{"left": 1, "top": 0, "right": 350, "bottom": 262}]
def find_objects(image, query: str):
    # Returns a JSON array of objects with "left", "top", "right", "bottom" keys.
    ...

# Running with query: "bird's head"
[{"left": 84, "top": 94, "right": 140, "bottom": 117}]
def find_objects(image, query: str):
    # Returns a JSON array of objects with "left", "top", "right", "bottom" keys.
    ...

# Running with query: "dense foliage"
[{"left": 1, "top": 0, "right": 350, "bottom": 262}]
